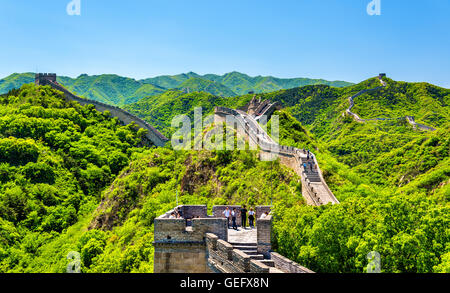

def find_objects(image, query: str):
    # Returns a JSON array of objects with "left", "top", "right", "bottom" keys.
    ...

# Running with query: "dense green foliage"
[
  {"left": 123, "top": 90, "right": 250, "bottom": 137},
  {"left": 175, "top": 77, "right": 237, "bottom": 97},
  {"left": 261, "top": 79, "right": 449, "bottom": 273},
  {"left": 0, "top": 84, "right": 151, "bottom": 271},
  {"left": 0, "top": 75, "right": 448, "bottom": 273}
]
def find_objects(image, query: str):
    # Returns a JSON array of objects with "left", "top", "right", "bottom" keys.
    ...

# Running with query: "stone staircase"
[
  {"left": 230, "top": 242, "right": 284, "bottom": 273},
  {"left": 300, "top": 157, "right": 321, "bottom": 183},
  {"left": 230, "top": 242, "right": 266, "bottom": 261}
]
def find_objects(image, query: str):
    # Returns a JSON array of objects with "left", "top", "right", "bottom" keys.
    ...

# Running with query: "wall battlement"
[{"left": 154, "top": 205, "right": 312, "bottom": 273}]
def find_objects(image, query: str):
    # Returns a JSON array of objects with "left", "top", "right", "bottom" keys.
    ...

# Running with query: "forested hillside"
[
  {"left": 123, "top": 90, "right": 250, "bottom": 136},
  {"left": 0, "top": 84, "right": 151, "bottom": 272},
  {"left": 270, "top": 111, "right": 449, "bottom": 273},
  {"left": 0, "top": 76, "right": 448, "bottom": 273},
  {"left": 0, "top": 84, "right": 302, "bottom": 272}
]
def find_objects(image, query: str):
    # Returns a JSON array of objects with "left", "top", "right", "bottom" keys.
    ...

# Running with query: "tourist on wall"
[
  {"left": 231, "top": 208, "right": 238, "bottom": 230},
  {"left": 248, "top": 208, "right": 255, "bottom": 228},
  {"left": 223, "top": 207, "right": 231, "bottom": 228},
  {"left": 241, "top": 205, "right": 248, "bottom": 229}
]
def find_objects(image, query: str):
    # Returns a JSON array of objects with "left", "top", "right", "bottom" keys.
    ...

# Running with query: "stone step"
[
  {"left": 259, "top": 260, "right": 275, "bottom": 267},
  {"left": 233, "top": 245, "right": 257, "bottom": 251},
  {"left": 229, "top": 242, "right": 257, "bottom": 247},
  {"left": 269, "top": 267, "right": 284, "bottom": 273},
  {"left": 242, "top": 250, "right": 259, "bottom": 256},
  {"left": 249, "top": 255, "right": 264, "bottom": 260}
]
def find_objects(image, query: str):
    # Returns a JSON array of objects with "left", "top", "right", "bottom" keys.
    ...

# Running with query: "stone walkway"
[{"left": 228, "top": 227, "right": 257, "bottom": 244}]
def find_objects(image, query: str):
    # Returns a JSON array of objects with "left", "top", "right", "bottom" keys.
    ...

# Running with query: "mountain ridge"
[{"left": 0, "top": 72, "right": 353, "bottom": 106}]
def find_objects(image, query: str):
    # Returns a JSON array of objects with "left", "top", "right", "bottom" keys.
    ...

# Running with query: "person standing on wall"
[
  {"left": 231, "top": 208, "right": 238, "bottom": 230},
  {"left": 248, "top": 208, "right": 255, "bottom": 228},
  {"left": 223, "top": 207, "right": 231, "bottom": 228},
  {"left": 240, "top": 205, "right": 248, "bottom": 229}
]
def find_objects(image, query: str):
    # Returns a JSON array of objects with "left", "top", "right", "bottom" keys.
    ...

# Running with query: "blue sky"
[{"left": 1, "top": 0, "right": 449, "bottom": 87}]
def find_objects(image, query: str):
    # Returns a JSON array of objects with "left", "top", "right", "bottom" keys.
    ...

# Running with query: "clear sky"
[{"left": 1, "top": 0, "right": 449, "bottom": 87}]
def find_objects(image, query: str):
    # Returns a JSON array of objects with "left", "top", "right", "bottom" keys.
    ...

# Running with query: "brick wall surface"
[{"left": 270, "top": 252, "right": 315, "bottom": 273}]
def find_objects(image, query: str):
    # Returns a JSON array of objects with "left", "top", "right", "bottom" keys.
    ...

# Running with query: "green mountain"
[
  {"left": 57, "top": 74, "right": 163, "bottom": 106},
  {"left": 203, "top": 71, "right": 353, "bottom": 95},
  {"left": 175, "top": 77, "right": 237, "bottom": 97},
  {"left": 140, "top": 71, "right": 201, "bottom": 88},
  {"left": 0, "top": 73, "right": 35, "bottom": 93},
  {"left": 0, "top": 72, "right": 353, "bottom": 107},
  {"left": 0, "top": 76, "right": 448, "bottom": 273}
]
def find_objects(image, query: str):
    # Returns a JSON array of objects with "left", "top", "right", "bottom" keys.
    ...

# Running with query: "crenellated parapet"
[{"left": 154, "top": 205, "right": 312, "bottom": 273}]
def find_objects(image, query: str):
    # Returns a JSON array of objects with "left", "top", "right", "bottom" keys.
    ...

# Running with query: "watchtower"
[
  {"left": 35, "top": 73, "right": 57, "bottom": 86},
  {"left": 378, "top": 73, "right": 386, "bottom": 79}
]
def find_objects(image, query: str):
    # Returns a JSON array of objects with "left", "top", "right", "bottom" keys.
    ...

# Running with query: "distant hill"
[
  {"left": 175, "top": 77, "right": 237, "bottom": 97},
  {"left": 0, "top": 73, "right": 35, "bottom": 93},
  {"left": 0, "top": 72, "right": 353, "bottom": 106},
  {"left": 203, "top": 71, "right": 352, "bottom": 95}
]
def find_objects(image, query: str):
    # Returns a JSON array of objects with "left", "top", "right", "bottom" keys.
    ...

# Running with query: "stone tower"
[{"left": 35, "top": 73, "right": 57, "bottom": 86}]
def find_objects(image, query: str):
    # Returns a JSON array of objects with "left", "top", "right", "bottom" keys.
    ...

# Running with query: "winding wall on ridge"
[
  {"left": 214, "top": 107, "right": 339, "bottom": 206},
  {"left": 35, "top": 73, "right": 168, "bottom": 147},
  {"left": 344, "top": 76, "right": 436, "bottom": 131}
]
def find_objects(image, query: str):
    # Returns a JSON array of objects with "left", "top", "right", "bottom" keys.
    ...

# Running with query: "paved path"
[
  {"left": 344, "top": 77, "right": 436, "bottom": 131},
  {"left": 228, "top": 227, "right": 257, "bottom": 244}
]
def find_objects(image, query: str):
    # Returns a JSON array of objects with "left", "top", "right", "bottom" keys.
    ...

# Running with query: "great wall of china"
[
  {"left": 34, "top": 73, "right": 169, "bottom": 147},
  {"left": 154, "top": 205, "right": 314, "bottom": 273},
  {"left": 214, "top": 106, "right": 339, "bottom": 206},
  {"left": 33, "top": 73, "right": 435, "bottom": 274},
  {"left": 344, "top": 74, "right": 436, "bottom": 131}
]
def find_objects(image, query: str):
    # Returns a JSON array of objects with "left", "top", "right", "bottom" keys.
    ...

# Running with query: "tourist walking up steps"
[
  {"left": 223, "top": 207, "right": 231, "bottom": 228},
  {"left": 231, "top": 208, "right": 238, "bottom": 230},
  {"left": 248, "top": 208, "right": 255, "bottom": 228},
  {"left": 241, "top": 205, "right": 248, "bottom": 229}
]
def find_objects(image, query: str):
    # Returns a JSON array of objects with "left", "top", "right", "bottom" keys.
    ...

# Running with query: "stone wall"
[
  {"left": 206, "top": 234, "right": 270, "bottom": 273},
  {"left": 215, "top": 106, "right": 338, "bottom": 206},
  {"left": 154, "top": 242, "right": 209, "bottom": 273},
  {"left": 255, "top": 206, "right": 271, "bottom": 218},
  {"left": 256, "top": 215, "right": 273, "bottom": 257},
  {"left": 154, "top": 206, "right": 228, "bottom": 273},
  {"left": 35, "top": 74, "right": 168, "bottom": 147},
  {"left": 270, "top": 252, "right": 315, "bottom": 273},
  {"left": 181, "top": 205, "right": 208, "bottom": 219},
  {"left": 155, "top": 205, "right": 313, "bottom": 274}
]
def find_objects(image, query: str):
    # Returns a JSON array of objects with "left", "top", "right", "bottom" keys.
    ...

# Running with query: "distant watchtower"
[
  {"left": 378, "top": 73, "right": 386, "bottom": 79},
  {"left": 35, "top": 73, "right": 57, "bottom": 86}
]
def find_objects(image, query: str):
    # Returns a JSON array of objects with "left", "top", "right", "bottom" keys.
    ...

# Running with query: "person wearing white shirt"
[
  {"left": 223, "top": 207, "right": 231, "bottom": 228},
  {"left": 248, "top": 208, "right": 255, "bottom": 228}
]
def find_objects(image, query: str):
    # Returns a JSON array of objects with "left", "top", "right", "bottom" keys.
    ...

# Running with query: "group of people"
[
  {"left": 222, "top": 206, "right": 268, "bottom": 230},
  {"left": 169, "top": 207, "right": 183, "bottom": 219},
  {"left": 302, "top": 149, "right": 317, "bottom": 172}
]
